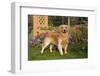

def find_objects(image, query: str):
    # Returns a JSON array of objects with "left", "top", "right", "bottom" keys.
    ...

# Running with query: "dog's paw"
[
  {"left": 50, "top": 50, "right": 53, "bottom": 53},
  {"left": 60, "top": 53, "right": 63, "bottom": 55},
  {"left": 40, "top": 51, "right": 43, "bottom": 54},
  {"left": 65, "top": 52, "right": 67, "bottom": 54}
]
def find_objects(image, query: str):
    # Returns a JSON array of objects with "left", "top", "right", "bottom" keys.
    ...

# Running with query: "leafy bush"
[{"left": 69, "top": 25, "right": 88, "bottom": 53}]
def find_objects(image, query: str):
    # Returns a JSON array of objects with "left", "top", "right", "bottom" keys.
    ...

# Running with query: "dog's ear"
[{"left": 58, "top": 25, "right": 62, "bottom": 32}]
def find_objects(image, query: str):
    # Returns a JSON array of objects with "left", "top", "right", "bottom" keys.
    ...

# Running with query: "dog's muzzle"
[{"left": 63, "top": 30, "right": 68, "bottom": 33}]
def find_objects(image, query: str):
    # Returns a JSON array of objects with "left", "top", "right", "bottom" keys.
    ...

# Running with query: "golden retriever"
[{"left": 40, "top": 25, "right": 69, "bottom": 55}]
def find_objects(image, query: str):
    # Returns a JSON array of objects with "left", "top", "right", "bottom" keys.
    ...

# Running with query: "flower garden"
[{"left": 28, "top": 16, "right": 88, "bottom": 60}]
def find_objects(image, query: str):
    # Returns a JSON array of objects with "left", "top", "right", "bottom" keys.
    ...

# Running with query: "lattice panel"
[
  {"left": 38, "top": 16, "right": 45, "bottom": 25},
  {"left": 33, "top": 16, "right": 48, "bottom": 36}
]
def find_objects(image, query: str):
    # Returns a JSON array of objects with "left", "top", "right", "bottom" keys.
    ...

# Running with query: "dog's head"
[{"left": 59, "top": 25, "right": 69, "bottom": 34}]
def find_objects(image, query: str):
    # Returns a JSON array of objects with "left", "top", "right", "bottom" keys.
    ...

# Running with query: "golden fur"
[{"left": 41, "top": 25, "right": 69, "bottom": 55}]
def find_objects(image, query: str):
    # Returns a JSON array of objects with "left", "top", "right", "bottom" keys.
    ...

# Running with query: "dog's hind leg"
[
  {"left": 40, "top": 38, "right": 50, "bottom": 54},
  {"left": 50, "top": 45, "right": 53, "bottom": 53}
]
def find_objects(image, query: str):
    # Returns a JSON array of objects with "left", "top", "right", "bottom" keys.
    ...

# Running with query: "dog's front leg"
[
  {"left": 50, "top": 45, "right": 53, "bottom": 53},
  {"left": 58, "top": 44, "right": 63, "bottom": 55},
  {"left": 64, "top": 44, "right": 68, "bottom": 54},
  {"left": 58, "top": 40, "right": 63, "bottom": 55}
]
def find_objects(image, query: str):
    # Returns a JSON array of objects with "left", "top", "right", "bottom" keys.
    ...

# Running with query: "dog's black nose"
[{"left": 63, "top": 30, "right": 66, "bottom": 33}]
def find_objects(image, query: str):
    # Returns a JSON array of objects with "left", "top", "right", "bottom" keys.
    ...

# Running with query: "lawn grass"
[{"left": 28, "top": 45, "right": 88, "bottom": 61}]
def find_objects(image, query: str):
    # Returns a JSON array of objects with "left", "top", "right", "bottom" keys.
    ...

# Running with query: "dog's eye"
[{"left": 61, "top": 27, "right": 63, "bottom": 29}]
